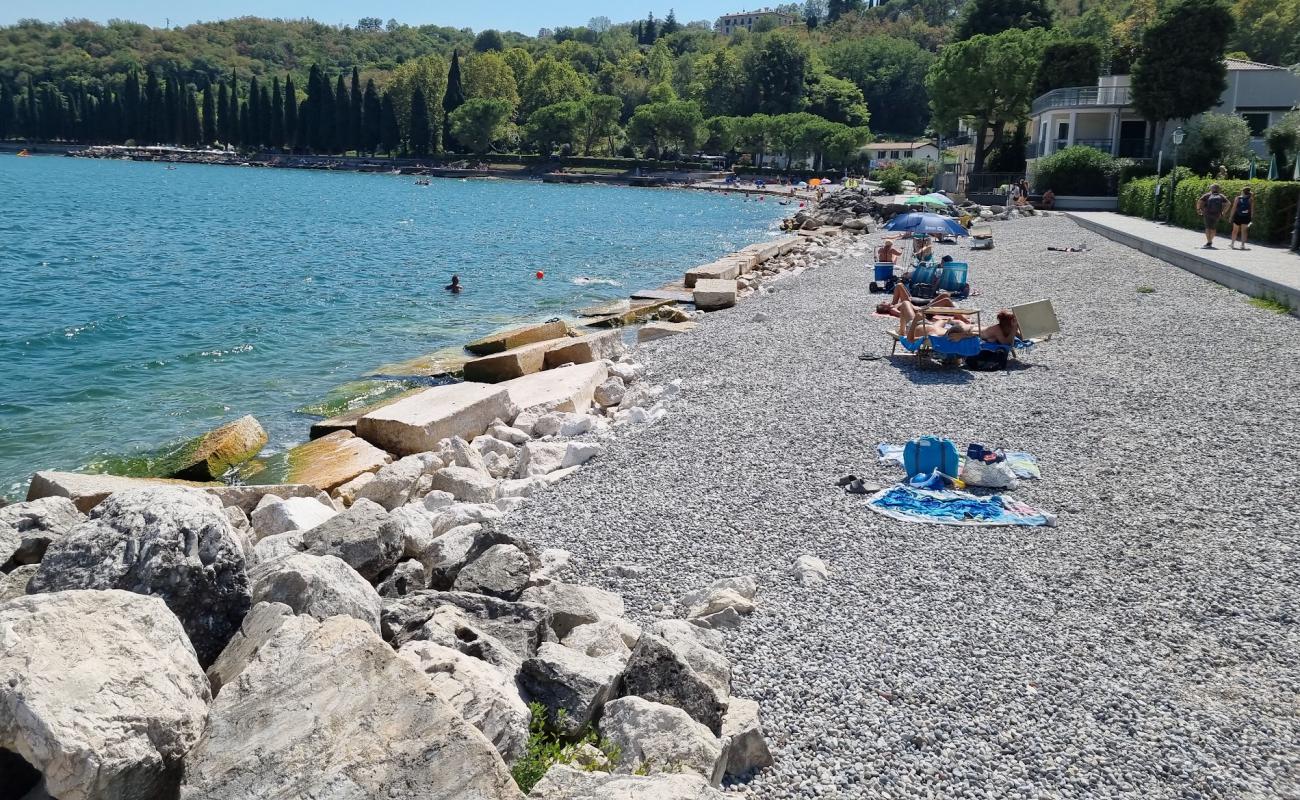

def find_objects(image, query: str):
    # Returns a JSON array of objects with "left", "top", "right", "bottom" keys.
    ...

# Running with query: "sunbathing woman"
[
  {"left": 896, "top": 299, "right": 977, "bottom": 342},
  {"left": 980, "top": 309, "right": 1021, "bottom": 345}
]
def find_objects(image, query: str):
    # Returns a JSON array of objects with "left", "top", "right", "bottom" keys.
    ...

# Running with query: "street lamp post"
[{"left": 1166, "top": 126, "right": 1186, "bottom": 224}]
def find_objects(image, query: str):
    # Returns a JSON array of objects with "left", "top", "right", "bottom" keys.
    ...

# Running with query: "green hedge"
[
  {"left": 1119, "top": 177, "right": 1300, "bottom": 243},
  {"left": 1031, "top": 145, "right": 1119, "bottom": 196}
]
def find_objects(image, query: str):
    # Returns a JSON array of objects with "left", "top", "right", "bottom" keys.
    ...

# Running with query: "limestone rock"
[
  {"left": 377, "top": 559, "right": 428, "bottom": 597},
  {"left": 300, "top": 498, "right": 403, "bottom": 582},
  {"left": 427, "top": 501, "right": 504, "bottom": 536},
  {"left": 397, "top": 641, "right": 530, "bottom": 764},
  {"left": 518, "top": 643, "right": 622, "bottom": 737},
  {"left": 599, "top": 697, "right": 725, "bottom": 785},
  {"left": 561, "top": 618, "right": 638, "bottom": 666},
  {"left": 677, "top": 577, "right": 757, "bottom": 620},
  {"left": 24, "top": 470, "right": 207, "bottom": 513},
  {"left": 253, "top": 430, "right": 391, "bottom": 492},
  {"left": 253, "top": 530, "right": 304, "bottom": 562},
  {"left": 562, "top": 442, "right": 602, "bottom": 469},
  {"left": 27, "top": 487, "right": 251, "bottom": 667},
  {"left": 0, "top": 590, "right": 210, "bottom": 800},
  {"left": 356, "top": 382, "right": 517, "bottom": 457},
  {"left": 692, "top": 279, "right": 738, "bottom": 312},
  {"left": 531, "top": 411, "right": 591, "bottom": 438},
  {"left": 250, "top": 495, "right": 336, "bottom": 539},
  {"left": 521, "top": 581, "right": 626, "bottom": 639},
  {"left": 454, "top": 543, "right": 532, "bottom": 600},
  {"left": 637, "top": 321, "right": 697, "bottom": 342},
  {"left": 542, "top": 330, "right": 623, "bottom": 370},
  {"left": 381, "top": 590, "right": 553, "bottom": 673},
  {"left": 418, "top": 523, "right": 535, "bottom": 590},
  {"left": 201, "top": 483, "right": 324, "bottom": 515},
  {"left": 515, "top": 441, "right": 568, "bottom": 478},
  {"left": 0, "top": 563, "right": 38, "bottom": 603},
  {"left": 249, "top": 552, "right": 382, "bottom": 633},
  {"left": 332, "top": 470, "right": 375, "bottom": 506},
  {"left": 622, "top": 629, "right": 730, "bottom": 735},
  {"left": 352, "top": 454, "right": 428, "bottom": 511},
  {"left": 0, "top": 496, "right": 82, "bottom": 571},
  {"left": 793, "top": 554, "right": 828, "bottom": 585},
  {"left": 593, "top": 377, "right": 626, "bottom": 408},
  {"left": 527, "top": 765, "right": 724, "bottom": 799},
  {"left": 466, "top": 320, "right": 570, "bottom": 356},
  {"left": 169, "top": 414, "right": 268, "bottom": 481},
  {"left": 488, "top": 422, "right": 531, "bottom": 445},
  {"left": 607, "top": 362, "right": 644, "bottom": 385},
  {"left": 501, "top": 362, "right": 608, "bottom": 415},
  {"left": 720, "top": 696, "right": 774, "bottom": 776},
  {"left": 431, "top": 465, "right": 498, "bottom": 503},
  {"left": 205, "top": 601, "right": 297, "bottom": 696},
  {"left": 180, "top": 615, "right": 523, "bottom": 800}
]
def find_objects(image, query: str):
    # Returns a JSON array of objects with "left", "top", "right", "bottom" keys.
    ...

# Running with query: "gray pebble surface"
[{"left": 498, "top": 215, "right": 1300, "bottom": 799}]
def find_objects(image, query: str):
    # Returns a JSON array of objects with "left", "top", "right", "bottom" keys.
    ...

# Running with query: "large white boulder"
[
  {"left": 300, "top": 498, "right": 404, "bottom": 582},
  {"left": 27, "top": 487, "right": 251, "bottom": 667},
  {"left": 500, "top": 362, "right": 609, "bottom": 415},
  {"left": 528, "top": 764, "right": 725, "bottom": 799},
  {"left": 430, "top": 465, "right": 498, "bottom": 503},
  {"left": 0, "top": 590, "right": 210, "bottom": 800},
  {"left": 248, "top": 552, "right": 383, "bottom": 633},
  {"left": 518, "top": 643, "right": 622, "bottom": 737},
  {"left": 397, "top": 641, "right": 530, "bottom": 764},
  {"left": 520, "top": 581, "right": 626, "bottom": 638},
  {"left": 250, "top": 496, "right": 336, "bottom": 539},
  {"left": 599, "top": 696, "right": 726, "bottom": 785},
  {"left": 0, "top": 495, "right": 82, "bottom": 570},
  {"left": 356, "top": 382, "right": 517, "bottom": 457},
  {"left": 180, "top": 615, "right": 523, "bottom": 799}
]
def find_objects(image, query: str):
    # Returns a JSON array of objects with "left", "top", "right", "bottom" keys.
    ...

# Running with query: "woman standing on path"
[
  {"left": 1230, "top": 187, "right": 1255, "bottom": 250},
  {"left": 1195, "top": 184, "right": 1229, "bottom": 249}
]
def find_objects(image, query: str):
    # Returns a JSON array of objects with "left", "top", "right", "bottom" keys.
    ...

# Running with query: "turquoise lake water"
[{"left": 0, "top": 156, "right": 786, "bottom": 498}]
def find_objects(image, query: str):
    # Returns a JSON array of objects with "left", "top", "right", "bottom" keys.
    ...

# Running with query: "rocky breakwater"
[{"left": 1, "top": 341, "right": 777, "bottom": 798}]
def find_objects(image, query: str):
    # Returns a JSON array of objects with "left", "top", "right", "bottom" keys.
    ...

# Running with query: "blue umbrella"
[
  {"left": 883, "top": 212, "right": 969, "bottom": 237},
  {"left": 1248, "top": 157, "right": 1257, "bottom": 179},
  {"left": 1267, "top": 154, "right": 1279, "bottom": 181}
]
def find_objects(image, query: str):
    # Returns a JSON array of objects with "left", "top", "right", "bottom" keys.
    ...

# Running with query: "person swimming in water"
[{"left": 445, "top": 274, "right": 462, "bottom": 293}]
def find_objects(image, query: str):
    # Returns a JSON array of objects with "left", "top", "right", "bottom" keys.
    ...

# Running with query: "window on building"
[
  {"left": 890, "top": 150, "right": 900, "bottom": 159},
  {"left": 877, "top": 151, "right": 886, "bottom": 158},
  {"left": 1241, "top": 112, "right": 1269, "bottom": 137}
]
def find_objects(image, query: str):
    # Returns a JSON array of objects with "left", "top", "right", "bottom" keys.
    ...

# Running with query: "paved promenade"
[{"left": 1067, "top": 211, "right": 1300, "bottom": 314}]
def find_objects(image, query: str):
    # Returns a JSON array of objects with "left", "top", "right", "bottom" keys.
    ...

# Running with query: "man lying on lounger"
[{"left": 894, "top": 301, "right": 1021, "bottom": 346}]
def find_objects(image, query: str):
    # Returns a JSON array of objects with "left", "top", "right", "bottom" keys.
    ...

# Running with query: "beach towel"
[
  {"left": 866, "top": 485, "right": 1056, "bottom": 527},
  {"left": 876, "top": 443, "right": 1041, "bottom": 479}
]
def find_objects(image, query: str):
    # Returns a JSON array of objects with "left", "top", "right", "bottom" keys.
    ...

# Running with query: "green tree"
[
  {"left": 449, "top": 97, "right": 513, "bottom": 153},
  {"left": 802, "top": 73, "right": 869, "bottom": 126},
  {"left": 409, "top": 85, "right": 432, "bottom": 155},
  {"left": 201, "top": 83, "right": 216, "bottom": 144},
  {"left": 1034, "top": 40, "right": 1101, "bottom": 96},
  {"left": 520, "top": 57, "right": 590, "bottom": 116},
  {"left": 462, "top": 51, "right": 520, "bottom": 112},
  {"left": 362, "top": 79, "right": 381, "bottom": 153},
  {"left": 334, "top": 74, "right": 350, "bottom": 152},
  {"left": 247, "top": 76, "right": 261, "bottom": 146},
  {"left": 502, "top": 48, "right": 535, "bottom": 89},
  {"left": 955, "top": 0, "right": 1054, "bottom": 39},
  {"left": 742, "top": 31, "right": 811, "bottom": 115},
  {"left": 626, "top": 99, "right": 704, "bottom": 155},
  {"left": 827, "top": 0, "right": 864, "bottom": 22},
  {"left": 736, "top": 113, "right": 776, "bottom": 165},
  {"left": 216, "top": 80, "right": 230, "bottom": 144},
  {"left": 349, "top": 67, "right": 362, "bottom": 153},
  {"left": 387, "top": 54, "right": 449, "bottom": 152},
  {"left": 702, "top": 115, "right": 742, "bottom": 153},
  {"left": 443, "top": 50, "right": 466, "bottom": 151},
  {"left": 270, "top": 77, "right": 284, "bottom": 148},
  {"left": 1229, "top": 0, "right": 1300, "bottom": 66},
  {"left": 474, "top": 29, "right": 506, "bottom": 52},
  {"left": 661, "top": 9, "right": 681, "bottom": 35},
  {"left": 693, "top": 48, "right": 745, "bottom": 118},
  {"left": 284, "top": 75, "right": 298, "bottom": 149},
  {"left": 1181, "top": 113, "right": 1252, "bottom": 173},
  {"left": 823, "top": 36, "right": 933, "bottom": 136},
  {"left": 927, "top": 27, "right": 1049, "bottom": 169},
  {"left": 524, "top": 101, "right": 584, "bottom": 154},
  {"left": 1131, "top": 0, "right": 1235, "bottom": 137},
  {"left": 379, "top": 89, "right": 400, "bottom": 154},
  {"left": 578, "top": 94, "right": 622, "bottom": 154}
]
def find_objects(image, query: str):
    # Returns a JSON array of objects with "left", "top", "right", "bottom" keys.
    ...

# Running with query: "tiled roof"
[{"left": 1225, "top": 58, "right": 1287, "bottom": 71}]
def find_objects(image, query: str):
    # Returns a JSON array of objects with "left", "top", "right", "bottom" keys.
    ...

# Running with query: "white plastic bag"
[{"left": 960, "top": 458, "right": 1020, "bottom": 489}]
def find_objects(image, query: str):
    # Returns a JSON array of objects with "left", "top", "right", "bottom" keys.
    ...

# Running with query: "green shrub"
[
  {"left": 1031, "top": 145, "right": 1119, "bottom": 196},
  {"left": 1119, "top": 176, "right": 1300, "bottom": 243},
  {"left": 1117, "top": 158, "right": 1157, "bottom": 186},
  {"left": 876, "top": 165, "right": 916, "bottom": 194},
  {"left": 510, "top": 703, "right": 622, "bottom": 793}
]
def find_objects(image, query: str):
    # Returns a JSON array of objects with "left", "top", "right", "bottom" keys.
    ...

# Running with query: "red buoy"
[{"left": 535, "top": 271, "right": 544, "bottom": 279}]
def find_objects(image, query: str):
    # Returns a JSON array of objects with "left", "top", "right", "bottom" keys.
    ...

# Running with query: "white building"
[
  {"left": 864, "top": 141, "right": 941, "bottom": 165},
  {"left": 717, "top": 9, "right": 797, "bottom": 35},
  {"left": 1026, "top": 58, "right": 1300, "bottom": 164}
]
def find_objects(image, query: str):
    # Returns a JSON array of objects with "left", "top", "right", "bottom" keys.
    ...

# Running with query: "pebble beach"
[{"left": 496, "top": 213, "right": 1300, "bottom": 798}]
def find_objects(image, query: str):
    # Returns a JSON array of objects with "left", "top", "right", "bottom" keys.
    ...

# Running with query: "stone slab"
[
  {"left": 25, "top": 471, "right": 208, "bottom": 513},
  {"left": 684, "top": 254, "right": 754, "bottom": 289},
  {"left": 577, "top": 299, "right": 632, "bottom": 318},
  {"left": 169, "top": 415, "right": 269, "bottom": 481},
  {"left": 246, "top": 431, "right": 391, "bottom": 492},
  {"left": 356, "top": 382, "right": 517, "bottom": 457},
  {"left": 581, "top": 299, "right": 673, "bottom": 328},
  {"left": 310, "top": 388, "right": 426, "bottom": 440},
  {"left": 465, "top": 321, "right": 570, "bottom": 356},
  {"left": 500, "top": 362, "right": 609, "bottom": 415},
  {"left": 463, "top": 339, "right": 558, "bottom": 383},
  {"left": 542, "top": 330, "right": 622, "bottom": 369},
  {"left": 693, "top": 279, "right": 739, "bottom": 311},
  {"left": 631, "top": 288, "right": 695, "bottom": 304},
  {"left": 638, "top": 322, "right": 699, "bottom": 342}
]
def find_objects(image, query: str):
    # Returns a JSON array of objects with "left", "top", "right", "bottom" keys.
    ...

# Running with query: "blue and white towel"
[{"left": 866, "top": 485, "right": 1056, "bottom": 527}]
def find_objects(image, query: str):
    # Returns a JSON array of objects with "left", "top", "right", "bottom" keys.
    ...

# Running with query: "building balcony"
[{"left": 1031, "top": 86, "right": 1132, "bottom": 115}]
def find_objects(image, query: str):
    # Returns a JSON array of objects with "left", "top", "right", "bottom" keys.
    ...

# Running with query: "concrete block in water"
[
  {"left": 501, "top": 362, "right": 609, "bottom": 415},
  {"left": 168, "top": 415, "right": 268, "bottom": 481},
  {"left": 310, "top": 388, "right": 425, "bottom": 440},
  {"left": 465, "top": 321, "right": 569, "bottom": 356},
  {"left": 463, "top": 339, "right": 557, "bottom": 383},
  {"left": 356, "top": 382, "right": 516, "bottom": 456},
  {"left": 693, "top": 279, "right": 738, "bottom": 311},
  {"left": 684, "top": 254, "right": 755, "bottom": 288},
  {"left": 243, "top": 431, "right": 391, "bottom": 492},
  {"left": 543, "top": 330, "right": 622, "bottom": 369}
]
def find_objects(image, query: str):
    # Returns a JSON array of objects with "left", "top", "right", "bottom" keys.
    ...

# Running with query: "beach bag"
[
  {"left": 960, "top": 457, "right": 1019, "bottom": 489},
  {"left": 965, "top": 349, "right": 1008, "bottom": 371},
  {"left": 903, "top": 436, "right": 960, "bottom": 480}
]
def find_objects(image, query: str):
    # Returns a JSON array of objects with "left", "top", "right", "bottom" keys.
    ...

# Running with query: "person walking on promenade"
[
  {"left": 1229, "top": 186, "right": 1255, "bottom": 250},
  {"left": 1196, "top": 183, "right": 1229, "bottom": 249}
]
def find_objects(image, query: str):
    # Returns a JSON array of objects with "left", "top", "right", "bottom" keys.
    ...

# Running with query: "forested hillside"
[{"left": 0, "top": 0, "right": 1293, "bottom": 165}]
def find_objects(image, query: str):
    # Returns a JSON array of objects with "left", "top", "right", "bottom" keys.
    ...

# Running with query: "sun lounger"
[{"left": 970, "top": 226, "right": 993, "bottom": 250}]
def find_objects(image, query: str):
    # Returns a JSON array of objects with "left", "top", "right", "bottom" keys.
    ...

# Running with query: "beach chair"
[
  {"left": 935, "top": 261, "right": 970, "bottom": 300},
  {"left": 970, "top": 225, "right": 994, "bottom": 250},
  {"left": 906, "top": 262, "right": 941, "bottom": 299}
]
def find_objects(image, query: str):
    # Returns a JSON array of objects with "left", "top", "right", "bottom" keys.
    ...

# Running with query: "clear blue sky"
[{"left": 0, "top": 1, "right": 738, "bottom": 34}]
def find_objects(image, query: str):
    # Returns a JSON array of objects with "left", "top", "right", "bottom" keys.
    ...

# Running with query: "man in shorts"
[{"left": 1196, "top": 183, "right": 1228, "bottom": 249}]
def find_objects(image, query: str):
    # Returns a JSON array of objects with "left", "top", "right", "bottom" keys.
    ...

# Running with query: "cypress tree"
[
  {"left": 144, "top": 70, "right": 162, "bottom": 142},
  {"left": 362, "top": 79, "right": 380, "bottom": 154},
  {"left": 239, "top": 100, "right": 251, "bottom": 147},
  {"left": 248, "top": 76, "right": 261, "bottom": 147},
  {"left": 228, "top": 72, "right": 241, "bottom": 146},
  {"left": 350, "top": 67, "right": 362, "bottom": 154},
  {"left": 305, "top": 65, "right": 326, "bottom": 151},
  {"left": 379, "top": 89, "right": 399, "bottom": 155},
  {"left": 217, "top": 82, "right": 230, "bottom": 144},
  {"left": 202, "top": 84, "right": 217, "bottom": 144},
  {"left": 334, "top": 74, "right": 349, "bottom": 153},
  {"left": 24, "top": 77, "right": 36, "bottom": 139},
  {"left": 123, "top": 71, "right": 141, "bottom": 141},
  {"left": 185, "top": 88, "right": 201, "bottom": 145},
  {"left": 443, "top": 50, "right": 465, "bottom": 152},
  {"left": 164, "top": 74, "right": 180, "bottom": 143},
  {"left": 270, "top": 77, "right": 284, "bottom": 149},
  {"left": 258, "top": 83, "right": 272, "bottom": 147},
  {"left": 410, "top": 86, "right": 431, "bottom": 156},
  {"left": 284, "top": 75, "right": 298, "bottom": 149},
  {"left": 0, "top": 82, "right": 12, "bottom": 141}
]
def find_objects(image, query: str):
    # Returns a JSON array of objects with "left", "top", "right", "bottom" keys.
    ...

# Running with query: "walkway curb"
[{"left": 1066, "top": 212, "right": 1300, "bottom": 318}]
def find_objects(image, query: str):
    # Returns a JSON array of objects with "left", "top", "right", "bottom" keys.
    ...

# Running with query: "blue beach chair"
[
  {"left": 906, "top": 262, "right": 941, "bottom": 299},
  {"left": 935, "top": 261, "right": 970, "bottom": 300}
]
